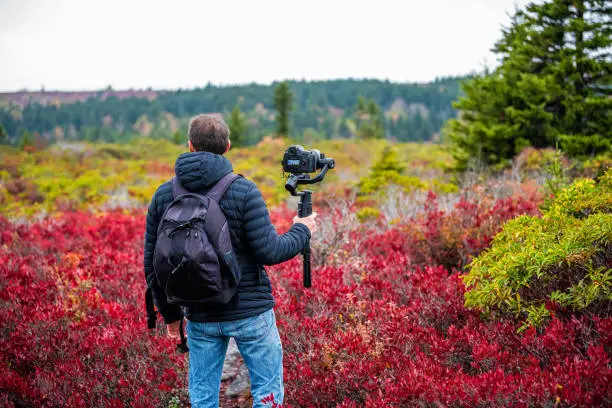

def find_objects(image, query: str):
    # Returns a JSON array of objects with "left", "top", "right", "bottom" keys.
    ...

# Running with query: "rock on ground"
[{"left": 222, "top": 338, "right": 251, "bottom": 398}]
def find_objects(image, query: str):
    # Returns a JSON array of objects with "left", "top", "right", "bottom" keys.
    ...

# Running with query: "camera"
[
  {"left": 282, "top": 145, "right": 335, "bottom": 174},
  {"left": 281, "top": 144, "right": 336, "bottom": 288}
]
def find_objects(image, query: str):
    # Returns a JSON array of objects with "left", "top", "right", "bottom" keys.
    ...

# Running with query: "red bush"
[
  {"left": 364, "top": 189, "right": 542, "bottom": 270},
  {"left": 1, "top": 187, "right": 610, "bottom": 407},
  {"left": 0, "top": 212, "right": 188, "bottom": 407},
  {"left": 271, "top": 257, "right": 611, "bottom": 407}
]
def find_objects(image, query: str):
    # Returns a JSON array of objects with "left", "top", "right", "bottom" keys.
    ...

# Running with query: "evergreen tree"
[
  {"left": 358, "top": 146, "right": 419, "bottom": 195},
  {"left": 355, "top": 97, "right": 385, "bottom": 139},
  {"left": 0, "top": 124, "right": 9, "bottom": 145},
  {"left": 171, "top": 130, "right": 185, "bottom": 145},
  {"left": 371, "top": 146, "right": 406, "bottom": 174},
  {"left": 83, "top": 127, "right": 102, "bottom": 142},
  {"left": 19, "top": 130, "right": 34, "bottom": 151},
  {"left": 421, "top": 118, "right": 435, "bottom": 141},
  {"left": 228, "top": 104, "right": 248, "bottom": 147},
  {"left": 356, "top": 96, "right": 367, "bottom": 113},
  {"left": 446, "top": 0, "right": 612, "bottom": 170},
  {"left": 413, "top": 112, "right": 425, "bottom": 141},
  {"left": 367, "top": 100, "right": 385, "bottom": 139},
  {"left": 273, "top": 81, "right": 293, "bottom": 137}
]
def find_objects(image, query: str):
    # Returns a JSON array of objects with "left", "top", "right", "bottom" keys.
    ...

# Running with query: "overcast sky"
[{"left": 0, "top": 0, "right": 530, "bottom": 91}]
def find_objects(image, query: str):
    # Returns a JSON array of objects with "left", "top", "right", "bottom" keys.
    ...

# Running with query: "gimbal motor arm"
[{"left": 284, "top": 163, "right": 333, "bottom": 197}]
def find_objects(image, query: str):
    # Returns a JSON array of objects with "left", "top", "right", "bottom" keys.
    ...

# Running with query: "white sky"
[{"left": 0, "top": 0, "right": 530, "bottom": 91}]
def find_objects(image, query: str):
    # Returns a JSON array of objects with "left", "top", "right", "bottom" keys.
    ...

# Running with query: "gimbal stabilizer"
[{"left": 282, "top": 145, "right": 335, "bottom": 287}]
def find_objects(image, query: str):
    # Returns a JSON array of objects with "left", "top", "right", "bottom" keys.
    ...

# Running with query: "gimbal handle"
[{"left": 297, "top": 192, "right": 313, "bottom": 288}]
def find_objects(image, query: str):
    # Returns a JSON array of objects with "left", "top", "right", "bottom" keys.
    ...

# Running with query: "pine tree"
[
  {"left": 355, "top": 97, "right": 385, "bottom": 139},
  {"left": 356, "top": 96, "right": 367, "bottom": 113},
  {"left": 358, "top": 146, "right": 422, "bottom": 195},
  {"left": 0, "top": 124, "right": 9, "bottom": 145},
  {"left": 367, "top": 100, "right": 385, "bottom": 139},
  {"left": 19, "top": 130, "right": 34, "bottom": 151},
  {"left": 273, "top": 81, "right": 293, "bottom": 137},
  {"left": 420, "top": 115, "right": 435, "bottom": 141},
  {"left": 371, "top": 146, "right": 405, "bottom": 174},
  {"left": 171, "top": 130, "right": 185, "bottom": 145},
  {"left": 446, "top": 0, "right": 612, "bottom": 170},
  {"left": 228, "top": 104, "right": 248, "bottom": 147}
]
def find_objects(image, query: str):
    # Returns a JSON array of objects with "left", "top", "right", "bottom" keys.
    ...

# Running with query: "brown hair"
[{"left": 187, "top": 114, "right": 230, "bottom": 154}]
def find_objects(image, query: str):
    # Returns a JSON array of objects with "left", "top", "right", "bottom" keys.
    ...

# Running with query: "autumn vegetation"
[
  {"left": 1, "top": 0, "right": 611, "bottom": 406},
  {"left": 1, "top": 133, "right": 610, "bottom": 406}
]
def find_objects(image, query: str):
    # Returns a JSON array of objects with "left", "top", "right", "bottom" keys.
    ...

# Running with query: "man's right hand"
[
  {"left": 167, "top": 319, "right": 184, "bottom": 340},
  {"left": 293, "top": 212, "right": 317, "bottom": 236}
]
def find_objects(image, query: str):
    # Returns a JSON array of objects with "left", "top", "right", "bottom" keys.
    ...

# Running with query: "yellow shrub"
[
  {"left": 463, "top": 170, "right": 612, "bottom": 331},
  {"left": 356, "top": 207, "right": 381, "bottom": 223}
]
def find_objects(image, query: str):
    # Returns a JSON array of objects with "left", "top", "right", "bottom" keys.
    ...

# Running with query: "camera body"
[{"left": 282, "top": 145, "right": 334, "bottom": 174}]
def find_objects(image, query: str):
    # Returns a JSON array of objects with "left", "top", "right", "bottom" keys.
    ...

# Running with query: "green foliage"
[
  {"left": 447, "top": 0, "right": 612, "bottom": 170},
  {"left": 542, "top": 147, "right": 570, "bottom": 210},
  {"left": 302, "top": 128, "right": 325, "bottom": 144},
  {"left": 358, "top": 146, "right": 426, "bottom": 194},
  {"left": 0, "top": 138, "right": 453, "bottom": 218},
  {"left": 170, "top": 130, "right": 185, "bottom": 146},
  {"left": 553, "top": 171, "right": 612, "bottom": 217},
  {"left": 355, "top": 97, "right": 384, "bottom": 139},
  {"left": 228, "top": 104, "right": 248, "bottom": 147},
  {"left": 0, "top": 124, "right": 9, "bottom": 145},
  {"left": 370, "top": 145, "right": 405, "bottom": 174},
  {"left": 273, "top": 81, "right": 293, "bottom": 137},
  {"left": 19, "top": 130, "right": 34, "bottom": 151},
  {"left": 389, "top": 112, "right": 435, "bottom": 142},
  {"left": 463, "top": 170, "right": 612, "bottom": 330}
]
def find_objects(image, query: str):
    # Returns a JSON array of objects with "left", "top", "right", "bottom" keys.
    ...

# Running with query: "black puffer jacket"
[{"left": 143, "top": 151, "right": 310, "bottom": 323}]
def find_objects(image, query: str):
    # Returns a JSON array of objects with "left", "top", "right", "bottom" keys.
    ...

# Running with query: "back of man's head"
[{"left": 188, "top": 114, "right": 230, "bottom": 155}]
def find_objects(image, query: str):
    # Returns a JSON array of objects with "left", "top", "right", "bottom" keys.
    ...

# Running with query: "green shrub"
[
  {"left": 358, "top": 146, "right": 426, "bottom": 195},
  {"left": 462, "top": 170, "right": 612, "bottom": 331}
]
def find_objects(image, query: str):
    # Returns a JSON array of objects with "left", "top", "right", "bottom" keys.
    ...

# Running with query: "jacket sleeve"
[
  {"left": 143, "top": 189, "right": 182, "bottom": 324},
  {"left": 242, "top": 181, "right": 311, "bottom": 266}
]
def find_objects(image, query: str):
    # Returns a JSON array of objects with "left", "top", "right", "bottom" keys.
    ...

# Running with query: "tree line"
[{"left": 0, "top": 77, "right": 463, "bottom": 146}]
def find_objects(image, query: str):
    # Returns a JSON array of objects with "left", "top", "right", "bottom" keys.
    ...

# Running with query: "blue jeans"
[{"left": 186, "top": 309, "right": 284, "bottom": 408}]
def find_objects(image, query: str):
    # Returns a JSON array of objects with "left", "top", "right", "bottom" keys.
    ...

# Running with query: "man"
[{"left": 143, "top": 114, "right": 316, "bottom": 407}]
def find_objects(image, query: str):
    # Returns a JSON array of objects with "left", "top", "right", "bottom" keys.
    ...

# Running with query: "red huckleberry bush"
[
  {"left": 0, "top": 212, "right": 188, "bottom": 407},
  {"left": 1, "top": 186, "right": 610, "bottom": 407}
]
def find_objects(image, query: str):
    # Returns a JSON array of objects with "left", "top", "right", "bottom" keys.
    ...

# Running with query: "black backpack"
[
  {"left": 145, "top": 173, "right": 242, "bottom": 351},
  {"left": 154, "top": 172, "right": 242, "bottom": 305}
]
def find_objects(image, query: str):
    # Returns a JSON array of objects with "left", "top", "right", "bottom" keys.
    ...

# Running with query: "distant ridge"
[
  {"left": 0, "top": 76, "right": 466, "bottom": 107},
  {"left": 0, "top": 89, "right": 160, "bottom": 107}
]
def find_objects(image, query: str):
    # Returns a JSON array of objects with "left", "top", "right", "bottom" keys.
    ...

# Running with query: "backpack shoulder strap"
[
  {"left": 206, "top": 173, "right": 242, "bottom": 202},
  {"left": 145, "top": 287, "right": 157, "bottom": 330},
  {"left": 172, "top": 176, "right": 190, "bottom": 199}
]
